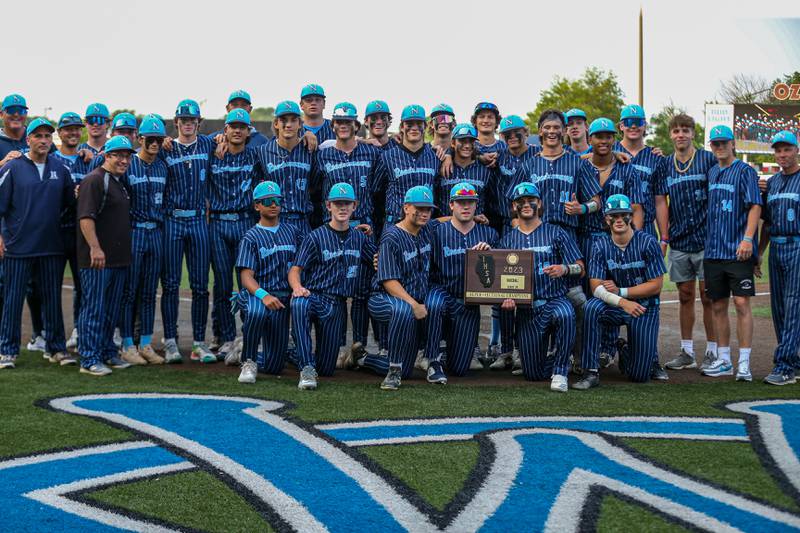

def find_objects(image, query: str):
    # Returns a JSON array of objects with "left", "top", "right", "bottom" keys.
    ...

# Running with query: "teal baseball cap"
[
  {"left": 300, "top": 84, "right": 325, "bottom": 99},
  {"left": 332, "top": 102, "right": 358, "bottom": 121},
  {"left": 57, "top": 112, "right": 84, "bottom": 129},
  {"left": 565, "top": 108, "right": 587, "bottom": 121},
  {"left": 25, "top": 118, "right": 54, "bottom": 137},
  {"left": 225, "top": 109, "right": 251, "bottom": 125},
  {"left": 254, "top": 181, "right": 282, "bottom": 200},
  {"left": 620, "top": 104, "right": 646, "bottom": 120},
  {"left": 404, "top": 185, "right": 435, "bottom": 207},
  {"left": 588, "top": 118, "right": 617, "bottom": 136},
  {"left": 449, "top": 182, "right": 479, "bottom": 202},
  {"left": 605, "top": 193, "right": 633, "bottom": 215},
  {"left": 139, "top": 116, "right": 166, "bottom": 137},
  {"left": 452, "top": 123, "right": 478, "bottom": 140},
  {"left": 771, "top": 130, "right": 798, "bottom": 148},
  {"left": 430, "top": 103, "right": 455, "bottom": 117},
  {"left": 85, "top": 102, "right": 109, "bottom": 118},
  {"left": 401, "top": 104, "right": 426, "bottom": 122},
  {"left": 708, "top": 125, "right": 734, "bottom": 142},
  {"left": 365, "top": 100, "right": 390, "bottom": 118},
  {"left": 2, "top": 93, "right": 27, "bottom": 111},
  {"left": 103, "top": 135, "right": 136, "bottom": 154},
  {"left": 511, "top": 182, "right": 540, "bottom": 200},
  {"left": 112, "top": 113, "right": 137, "bottom": 131},
  {"left": 275, "top": 100, "right": 301, "bottom": 118},
  {"left": 328, "top": 182, "right": 357, "bottom": 201},
  {"left": 228, "top": 89, "right": 251, "bottom": 104},
  {"left": 175, "top": 99, "right": 201, "bottom": 118},
  {"left": 499, "top": 115, "right": 527, "bottom": 134}
]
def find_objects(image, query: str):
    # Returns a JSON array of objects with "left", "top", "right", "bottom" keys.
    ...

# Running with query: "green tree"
[
  {"left": 646, "top": 103, "right": 705, "bottom": 155},
  {"left": 526, "top": 67, "right": 625, "bottom": 128},
  {"left": 250, "top": 107, "right": 274, "bottom": 122}
]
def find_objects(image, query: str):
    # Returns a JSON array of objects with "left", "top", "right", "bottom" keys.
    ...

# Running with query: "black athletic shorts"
[{"left": 703, "top": 259, "right": 756, "bottom": 300}]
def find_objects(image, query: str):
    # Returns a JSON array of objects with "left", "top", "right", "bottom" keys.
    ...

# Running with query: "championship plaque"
[{"left": 464, "top": 249, "right": 534, "bottom": 305}]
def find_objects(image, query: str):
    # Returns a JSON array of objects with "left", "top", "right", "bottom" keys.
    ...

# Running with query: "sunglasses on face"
[
  {"left": 86, "top": 116, "right": 108, "bottom": 125},
  {"left": 710, "top": 140, "right": 730, "bottom": 147},
  {"left": 621, "top": 118, "right": 645, "bottom": 128},
  {"left": 432, "top": 114, "right": 454, "bottom": 125},
  {"left": 143, "top": 136, "right": 165, "bottom": 146},
  {"left": 258, "top": 198, "right": 281, "bottom": 207},
  {"left": 4, "top": 106, "right": 27, "bottom": 116}
]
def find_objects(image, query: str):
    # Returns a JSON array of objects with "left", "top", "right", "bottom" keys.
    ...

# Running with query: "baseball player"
[
  {"left": 498, "top": 182, "right": 584, "bottom": 391},
  {"left": 118, "top": 116, "right": 168, "bottom": 366},
  {"left": 0, "top": 94, "right": 29, "bottom": 164},
  {"left": 701, "top": 125, "right": 761, "bottom": 381},
  {"left": 614, "top": 105, "right": 664, "bottom": 239},
  {"left": 209, "top": 90, "right": 269, "bottom": 149},
  {"left": 367, "top": 185, "right": 434, "bottom": 390},
  {"left": 436, "top": 124, "right": 494, "bottom": 222},
  {"left": 573, "top": 194, "right": 666, "bottom": 389},
  {"left": 86, "top": 113, "right": 139, "bottom": 173},
  {"left": 160, "top": 99, "right": 216, "bottom": 364},
  {"left": 425, "top": 183, "right": 498, "bottom": 382},
  {"left": 429, "top": 103, "right": 457, "bottom": 152},
  {"left": 289, "top": 183, "right": 377, "bottom": 388},
  {"left": 0, "top": 118, "right": 74, "bottom": 370},
  {"left": 75, "top": 136, "right": 137, "bottom": 376},
  {"left": 654, "top": 114, "right": 719, "bottom": 372},
  {"left": 564, "top": 108, "right": 591, "bottom": 155},
  {"left": 759, "top": 131, "right": 800, "bottom": 385},
  {"left": 80, "top": 103, "right": 110, "bottom": 155},
  {"left": 254, "top": 100, "right": 317, "bottom": 238},
  {"left": 363, "top": 100, "right": 393, "bottom": 150},
  {"left": 471, "top": 102, "right": 506, "bottom": 156},
  {"left": 235, "top": 181, "right": 299, "bottom": 384},
  {"left": 300, "top": 84, "right": 335, "bottom": 143}
]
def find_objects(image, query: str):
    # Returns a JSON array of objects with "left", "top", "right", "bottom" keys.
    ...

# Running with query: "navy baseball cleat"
[{"left": 427, "top": 360, "right": 448, "bottom": 384}]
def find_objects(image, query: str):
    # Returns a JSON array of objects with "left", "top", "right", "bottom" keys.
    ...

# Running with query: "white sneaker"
[
  {"left": 414, "top": 350, "right": 429, "bottom": 371},
  {"left": 489, "top": 351, "right": 512, "bottom": 370},
  {"left": 26, "top": 335, "right": 46, "bottom": 352},
  {"left": 512, "top": 349, "right": 521, "bottom": 371},
  {"left": 470, "top": 346, "right": 484, "bottom": 370},
  {"left": 298, "top": 365, "right": 318, "bottom": 390},
  {"left": 736, "top": 361, "right": 753, "bottom": 382},
  {"left": 702, "top": 358, "right": 734, "bottom": 377},
  {"left": 66, "top": 328, "right": 78, "bottom": 351},
  {"left": 218, "top": 341, "right": 235, "bottom": 362},
  {"left": 238, "top": 360, "right": 257, "bottom": 383},
  {"left": 550, "top": 374, "right": 568, "bottom": 393},
  {"left": 224, "top": 341, "right": 242, "bottom": 366},
  {"left": 0, "top": 355, "right": 16, "bottom": 369}
]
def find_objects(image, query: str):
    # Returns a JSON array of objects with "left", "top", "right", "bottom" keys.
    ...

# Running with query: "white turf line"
[{"left": 62, "top": 284, "right": 770, "bottom": 306}]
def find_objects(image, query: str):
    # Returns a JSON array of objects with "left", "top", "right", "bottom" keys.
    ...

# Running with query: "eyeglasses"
[
  {"left": 107, "top": 151, "right": 132, "bottom": 160},
  {"left": 258, "top": 198, "right": 281, "bottom": 207},
  {"left": 621, "top": 118, "right": 645, "bottom": 128},
  {"left": 4, "top": 106, "right": 27, "bottom": 116},
  {"left": 86, "top": 116, "right": 108, "bottom": 125},
  {"left": 143, "top": 136, "right": 165, "bottom": 146}
]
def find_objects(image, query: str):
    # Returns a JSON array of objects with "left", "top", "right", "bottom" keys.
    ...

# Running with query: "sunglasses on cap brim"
[
  {"left": 257, "top": 198, "right": 281, "bottom": 207},
  {"left": 475, "top": 103, "right": 498, "bottom": 112}
]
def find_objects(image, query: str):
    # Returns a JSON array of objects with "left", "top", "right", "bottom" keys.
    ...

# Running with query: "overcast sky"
[{"left": 8, "top": 1, "right": 800, "bottom": 128}]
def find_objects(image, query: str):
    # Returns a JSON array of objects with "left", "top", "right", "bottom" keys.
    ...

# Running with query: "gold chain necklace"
[{"left": 673, "top": 148, "right": 696, "bottom": 174}]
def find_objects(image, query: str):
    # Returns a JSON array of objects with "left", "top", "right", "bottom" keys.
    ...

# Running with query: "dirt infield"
[{"left": 26, "top": 281, "right": 777, "bottom": 386}]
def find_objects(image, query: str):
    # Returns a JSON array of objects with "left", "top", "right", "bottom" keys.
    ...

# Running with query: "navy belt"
[
  {"left": 772, "top": 235, "right": 800, "bottom": 244},
  {"left": 133, "top": 221, "right": 159, "bottom": 230},
  {"left": 170, "top": 209, "right": 199, "bottom": 218},
  {"left": 210, "top": 211, "right": 251, "bottom": 221},
  {"left": 281, "top": 213, "right": 306, "bottom": 220}
]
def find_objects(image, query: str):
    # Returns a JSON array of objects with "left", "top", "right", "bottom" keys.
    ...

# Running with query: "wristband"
[
  {"left": 743, "top": 236, "right": 753, "bottom": 243},
  {"left": 585, "top": 200, "right": 599, "bottom": 213},
  {"left": 254, "top": 288, "right": 269, "bottom": 300},
  {"left": 620, "top": 288, "right": 628, "bottom": 298},
  {"left": 567, "top": 263, "right": 582, "bottom": 275},
  {"left": 580, "top": 204, "right": 588, "bottom": 215},
  {"left": 660, "top": 238, "right": 669, "bottom": 244}
]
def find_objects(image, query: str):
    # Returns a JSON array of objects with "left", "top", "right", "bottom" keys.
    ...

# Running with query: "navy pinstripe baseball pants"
[
  {"left": 161, "top": 216, "right": 210, "bottom": 341},
  {"left": 121, "top": 227, "right": 163, "bottom": 340},
  {"left": 78, "top": 267, "right": 127, "bottom": 367},
  {"left": 581, "top": 297, "right": 659, "bottom": 382},
  {"left": 516, "top": 297, "right": 575, "bottom": 380},
  {"left": 424, "top": 286, "right": 481, "bottom": 377},
  {"left": 292, "top": 293, "right": 347, "bottom": 376},
  {"left": 238, "top": 290, "right": 290, "bottom": 374},
  {"left": 368, "top": 292, "right": 421, "bottom": 379},
  {"left": 769, "top": 240, "right": 800, "bottom": 373},
  {"left": 0, "top": 256, "right": 66, "bottom": 356},
  {"left": 210, "top": 218, "right": 250, "bottom": 343}
]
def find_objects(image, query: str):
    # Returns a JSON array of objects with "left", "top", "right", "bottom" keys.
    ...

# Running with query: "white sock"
[
  {"left": 680, "top": 340, "right": 694, "bottom": 356},
  {"left": 706, "top": 342, "right": 718, "bottom": 356},
  {"left": 718, "top": 346, "right": 731, "bottom": 364},
  {"left": 738, "top": 348, "right": 751, "bottom": 365}
]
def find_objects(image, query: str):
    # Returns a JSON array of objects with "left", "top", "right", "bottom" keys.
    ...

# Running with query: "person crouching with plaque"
[{"left": 498, "top": 182, "right": 585, "bottom": 392}]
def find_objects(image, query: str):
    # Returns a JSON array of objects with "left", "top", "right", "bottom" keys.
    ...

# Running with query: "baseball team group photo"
[{"left": 2, "top": 2, "right": 799, "bottom": 532}]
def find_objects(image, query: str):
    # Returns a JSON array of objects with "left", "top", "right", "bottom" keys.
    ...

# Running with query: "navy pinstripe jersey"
[
  {"left": 499, "top": 223, "right": 582, "bottom": 300},
  {"left": 429, "top": 220, "right": 498, "bottom": 298},
  {"left": 613, "top": 142, "right": 662, "bottom": 227},
  {"left": 303, "top": 119, "right": 335, "bottom": 143},
  {"left": 437, "top": 160, "right": 494, "bottom": 215},
  {"left": 77, "top": 142, "right": 102, "bottom": 156},
  {"left": 763, "top": 170, "right": 800, "bottom": 236},
  {"left": 294, "top": 224, "right": 378, "bottom": 297},
  {"left": 584, "top": 163, "right": 646, "bottom": 233},
  {"left": 476, "top": 139, "right": 507, "bottom": 155},
  {"left": 236, "top": 223, "right": 299, "bottom": 292},
  {"left": 126, "top": 154, "right": 167, "bottom": 224},
  {"left": 161, "top": 135, "right": 215, "bottom": 212},
  {"left": 494, "top": 146, "right": 539, "bottom": 225},
  {"left": 589, "top": 231, "right": 666, "bottom": 290},
  {"left": 314, "top": 143, "right": 381, "bottom": 223},
  {"left": 254, "top": 138, "right": 316, "bottom": 216},
  {"left": 373, "top": 223, "right": 432, "bottom": 302},
  {"left": 704, "top": 159, "right": 762, "bottom": 260},
  {"left": 511, "top": 152, "right": 601, "bottom": 229},
  {"left": 53, "top": 151, "right": 95, "bottom": 229},
  {"left": 209, "top": 149, "right": 259, "bottom": 212},
  {"left": 653, "top": 149, "right": 717, "bottom": 253},
  {"left": 374, "top": 143, "right": 440, "bottom": 219},
  {"left": 210, "top": 127, "right": 269, "bottom": 149},
  {"left": 566, "top": 144, "right": 592, "bottom": 156}
]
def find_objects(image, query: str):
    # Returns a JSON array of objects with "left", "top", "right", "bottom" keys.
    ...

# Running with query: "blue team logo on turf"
[{"left": 2, "top": 395, "right": 798, "bottom": 532}]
